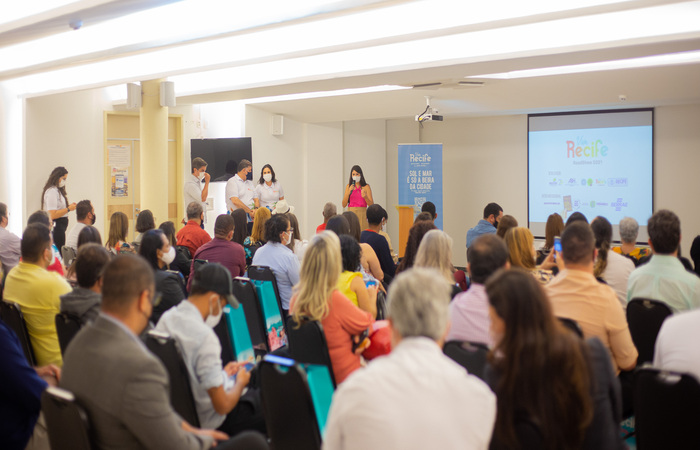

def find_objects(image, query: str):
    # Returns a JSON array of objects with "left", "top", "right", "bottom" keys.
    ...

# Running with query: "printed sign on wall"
[{"left": 398, "top": 144, "right": 443, "bottom": 230}]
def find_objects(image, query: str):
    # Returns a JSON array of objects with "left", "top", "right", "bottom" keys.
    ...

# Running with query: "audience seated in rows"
[
  {"left": 156, "top": 264, "right": 266, "bottom": 436},
  {"left": 495, "top": 214, "right": 518, "bottom": 239},
  {"left": 4, "top": 223, "right": 71, "bottom": 366},
  {"left": 160, "top": 220, "right": 191, "bottom": 280},
  {"left": 64, "top": 199, "right": 94, "bottom": 251},
  {"left": 375, "top": 207, "right": 398, "bottom": 264},
  {"left": 413, "top": 211, "right": 434, "bottom": 223},
  {"left": 395, "top": 220, "right": 436, "bottom": 275},
  {"left": 285, "top": 212, "right": 308, "bottom": 262},
  {"left": 627, "top": 209, "right": 700, "bottom": 312},
  {"left": 448, "top": 234, "right": 509, "bottom": 347},
  {"left": 536, "top": 212, "right": 564, "bottom": 265},
  {"left": 106, "top": 211, "right": 133, "bottom": 255},
  {"left": 60, "top": 243, "right": 110, "bottom": 326},
  {"left": 139, "top": 229, "right": 186, "bottom": 324},
  {"left": 177, "top": 202, "right": 211, "bottom": 258},
  {"left": 61, "top": 255, "right": 254, "bottom": 449},
  {"left": 591, "top": 216, "right": 634, "bottom": 309},
  {"left": 0, "top": 318, "right": 60, "bottom": 450},
  {"left": 187, "top": 214, "right": 245, "bottom": 292},
  {"left": 324, "top": 268, "right": 496, "bottom": 449},
  {"left": 340, "top": 211, "right": 384, "bottom": 284},
  {"left": 612, "top": 216, "right": 651, "bottom": 264},
  {"left": 230, "top": 209, "right": 249, "bottom": 247},
  {"left": 337, "top": 235, "right": 377, "bottom": 317},
  {"left": 466, "top": 202, "right": 503, "bottom": 249},
  {"left": 545, "top": 221, "right": 638, "bottom": 375},
  {"left": 316, "top": 201, "right": 336, "bottom": 234},
  {"left": 413, "top": 229, "right": 461, "bottom": 299},
  {"left": 27, "top": 210, "right": 65, "bottom": 276},
  {"left": 133, "top": 209, "right": 156, "bottom": 250},
  {"left": 251, "top": 214, "right": 300, "bottom": 314},
  {"left": 0, "top": 201, "right": 21, "bottom": 275},
  {"left": 290, "top": 232, "right": 373, "bottom": 384},
  {"left": 485, "top": 269, "right": 625, "bottom": 450},
  {"left": 505, "top": 227, "right": 559, "bottom": 284},
  {"left": 243, "top": 207, "right": 270, "bottom": 267},
  {"left": 360, "top": 204, "right": 396, "bottom": 281}
]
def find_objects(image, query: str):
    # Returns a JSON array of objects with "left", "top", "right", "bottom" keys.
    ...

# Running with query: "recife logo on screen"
[{"left": 567, "top": 137, "right": 609, "bottom": 158}]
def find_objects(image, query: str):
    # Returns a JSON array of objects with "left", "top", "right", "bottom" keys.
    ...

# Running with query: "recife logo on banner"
[{"left": 398, "top": 144, "right": 443, "bottom": 230}]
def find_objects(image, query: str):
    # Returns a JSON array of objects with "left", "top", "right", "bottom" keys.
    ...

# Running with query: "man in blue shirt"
[
  {"left": 466, "top": 202, "right": 503, "bottom": 250},
  {"left": 0, "top": 320, "right": 60, "bottom": 450}
]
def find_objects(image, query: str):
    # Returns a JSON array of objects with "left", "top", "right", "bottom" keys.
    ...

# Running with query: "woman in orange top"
[{"left": 290, "top": 231, "right": 373, "bottom": 384}]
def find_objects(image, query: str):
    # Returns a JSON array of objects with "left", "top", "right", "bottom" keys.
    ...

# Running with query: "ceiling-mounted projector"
[{"left": 415, "top": 96, "right": 443, "bottom": 122}]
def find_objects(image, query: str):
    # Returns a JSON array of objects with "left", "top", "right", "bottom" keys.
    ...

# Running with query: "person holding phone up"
[{"left": 342, "top": 165, "right": 373, "bottom": 230}]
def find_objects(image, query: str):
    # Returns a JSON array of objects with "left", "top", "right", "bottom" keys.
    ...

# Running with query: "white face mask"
[
  {"left": 197, "top": 171, "right": 205, "bottom": 181},
  {"left": 263, "top": 173, "right": 272, "bottom": 182},
  {"left": 161, "top": 246, "right": 176, "bottom": 265},
  {"left": 205, "top": 297, "right": 223, "bottom": 328},
  {"left": 381, "top": 221, "right": 387, "bottom": 232},
  {"left": 59, "top": 179, "right": 66, "bottom": 188},
  {"left": 352, "top": 175, "right": 361, "bottom": 183}
]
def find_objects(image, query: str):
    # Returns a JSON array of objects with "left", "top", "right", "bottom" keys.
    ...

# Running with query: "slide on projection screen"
[{"left": 528, "top": 109, "right": 653, "bottom": 242}]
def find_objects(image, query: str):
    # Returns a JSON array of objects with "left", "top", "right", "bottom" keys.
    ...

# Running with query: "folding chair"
[
  {"left": 286, "top": 315, "right": 336, "bottom": 387},
  {"left": 232, "top": 277, "right": 268, "bottom": 354},
  {"left": 627, "top": 298, "right": 673, "bottom": 364},
  {"left": 557, "top": 316, "right": 584, "bottom": 338},
  {"left": 443, "top": 340, "right": 489, "bottom": 381},
  {"left": 260, "top": 355, "right": 335, "bottom": 450},
  {"left": 60, "top": 246, "right": 77, "bottom": 267},
  {"left": 634, "top": 366, "right": 700, "bottom": 449},
  {"left": 42, "top": 386, "right": 93, "bottom": 450},
  {"left": 55, "top": 312, "right": 83, "bottom": 356},
  {"left": 144, "top": 330, "right": 200, "bottom": 427},
  {"left": 1, "top": 300, "right": 36, "bottom": 365},
  {"left": 248, "top": 266, "right": 287, "bottom": 351}
]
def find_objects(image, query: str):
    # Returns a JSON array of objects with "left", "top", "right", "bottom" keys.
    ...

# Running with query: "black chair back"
[
  {"left": 248, "top": 265, "right": 285, "bottom": 316},
  {"left": 55, "top": 312, "right": 83, "bottom": 356},
  {"left": 144, "top": 330, "right": 200, "bottom": 427},
  {"left": 286, "top": 316, "right": 336, "bottom": 387},
  {"left": 635, "top": 366, "right": 700, "bottom": 449},
  {"left": 443, "top": 340, "right": 489, "bottom": 381},
  {"left": 42, "top": 386, "right": 93, "bottom": 450},
  {"left": 61, "top": 246, "right": 77, "bottom": 267},
  {"left": 375, "top": 290, "right": 387, "bottom": 320},
  {"left": 176, "top": 245, "right": 192, "bottom": 260},
  {"left": 193, "top": 259, "right": 209, "bottom": 273},
  {"left": 233, "top": 276, "right": 268, "bottom": 353},
  {"left": 627, "top": 298, "right": 673, "bottom": 364},
  {"left": 557, "top": 317, "right": 584, "bottom": 338},
  {"left": 260, "top": 358, "right": 322, "bottom": 450},
  {"left": 1, "top": 300, "right": 36, "bottom": 365}
]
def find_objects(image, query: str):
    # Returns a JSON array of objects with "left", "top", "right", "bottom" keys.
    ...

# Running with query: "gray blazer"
[{"left": 61, "top": 314, "right": 212, "bottom": 450}]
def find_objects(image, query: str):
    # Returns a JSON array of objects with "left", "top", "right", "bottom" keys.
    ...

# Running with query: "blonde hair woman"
[
  {"left": 244, "top": 207, "right": 271, "bottom": 266},
  {"left": 105, "top": 211, "right": 132, "bottom": 255},
  {"left": 504, "top": 227, "right": 560, "bottom": 284},
  {"left": 290, "top": 231, "right": 373, "bottom": 384},
  {"left": 414, "top": 229, "right": 461, "bottom": 298}
]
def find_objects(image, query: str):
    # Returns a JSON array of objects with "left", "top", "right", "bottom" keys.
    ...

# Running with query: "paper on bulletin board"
[
  {"left": 108, "top": 145, "right": 130, "bottom": 167},
  {"left": 111, "top": 167, "right": 129, "bottom": 197}
]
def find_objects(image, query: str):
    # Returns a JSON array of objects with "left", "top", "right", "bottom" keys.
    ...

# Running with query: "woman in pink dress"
[{"left": 342, "top": 165, "right": 373, "bottom": 230}]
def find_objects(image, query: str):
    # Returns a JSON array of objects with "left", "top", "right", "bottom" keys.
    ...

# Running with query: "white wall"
[{"left": 343, "top": 120, "right": 387, "bottom": 209}]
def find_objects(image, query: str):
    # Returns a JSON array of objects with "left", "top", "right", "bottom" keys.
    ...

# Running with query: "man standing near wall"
[
  {"left": 185, "top": 158, "right": 210, "bottom": 227},
  {"left": 225, "top": 160, "right": 257, "bottom": 233}
]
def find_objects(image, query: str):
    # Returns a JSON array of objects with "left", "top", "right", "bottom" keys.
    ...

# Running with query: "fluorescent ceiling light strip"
[
  {"left": 0, "top": 0, "right": 82, "bottom": 27},
  {"left": 0, "top": 0, "right": 635, "bottom": 74},
  {"left": 243, "top": 85, "right": 410, "bottom": 104},
  {"left": 466, "top": 50, "right": 700, "bottom": 79},
  {"left": 8, "top": 1, "right": 700, "bottom": 97}
]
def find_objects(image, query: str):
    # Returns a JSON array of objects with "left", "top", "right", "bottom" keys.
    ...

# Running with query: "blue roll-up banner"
[{"left": 398, "top": 144, "right": 443, "bottom": 230}]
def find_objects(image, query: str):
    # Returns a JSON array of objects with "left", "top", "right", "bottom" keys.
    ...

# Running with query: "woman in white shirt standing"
[
  {"left": 254, "top": 164, "right": 285, "bottom": 211},
  {"left": 41, "top": 166, "right": 76, "bottom": 250}
]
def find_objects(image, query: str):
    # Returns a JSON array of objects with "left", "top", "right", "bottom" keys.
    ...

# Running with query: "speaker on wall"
[
  {"left": 271, "top": 114, "right": 284, "bottom": 136},
  {"left": 160, "top": 81, "right": 176, "bottom": 107},
  {"left": 126, "top": 83, "right": 141, "bottom": 109}
]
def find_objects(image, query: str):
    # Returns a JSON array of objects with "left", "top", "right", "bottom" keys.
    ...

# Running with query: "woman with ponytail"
[{"left": 591, "top": 217, "right": 635, "bottom": 309}]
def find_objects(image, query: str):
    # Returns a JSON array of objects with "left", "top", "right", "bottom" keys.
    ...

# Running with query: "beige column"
[{"left": 139, "top": 79, "right": 168, "bottom": 224}]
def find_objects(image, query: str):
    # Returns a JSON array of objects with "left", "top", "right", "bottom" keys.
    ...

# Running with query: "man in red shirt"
[
  {"left": 316, "top": 202, "right": 337, "bottom": 234},
  {"left": 177, "top": 202, "right": 211, "bottom": 257}
]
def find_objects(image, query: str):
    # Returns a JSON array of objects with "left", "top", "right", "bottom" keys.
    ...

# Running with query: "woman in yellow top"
[
  {"left": 337, "top": 234, "right": 377, "bottom": 318},
  {"left": 505, "top": 227, "right": 562, "bottom": 284}
]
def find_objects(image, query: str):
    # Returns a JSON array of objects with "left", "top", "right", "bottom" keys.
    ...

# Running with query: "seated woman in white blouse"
[{"left": 254, "top": 164, "right": 284, "bottom": 211}]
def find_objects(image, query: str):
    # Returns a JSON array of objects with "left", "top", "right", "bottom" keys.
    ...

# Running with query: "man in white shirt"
[
  {"left": 65, "top": 200, "right": 95, "bottom": 250},
  {"left": 225, "top": 160, "right": 257, "bottom": 228},
  {"left": 0, "top": 202, "right": 21, "bottom": 274},
  {"left": 654, "top": 308, "right": 700, "bottom": 381},
  {"left": 184, "top": 158, "right": 210, "bottom": 225},
  {"left": 324, "top": 268, "right": 496, "bottom": 450}
]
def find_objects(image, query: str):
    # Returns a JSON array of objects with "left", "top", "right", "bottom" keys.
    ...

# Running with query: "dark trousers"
[
  {"left": 618, "top": 369, "right": 635, "bottom": 418},
  {"left": 215, "top": 431, "right": 269, "bottom": 450},
  {"left": 217, "top": 387, "right": 267, "bottom": 437},
  {"left": 52, "top": 217, "right": 69, "bottom": 250}
]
